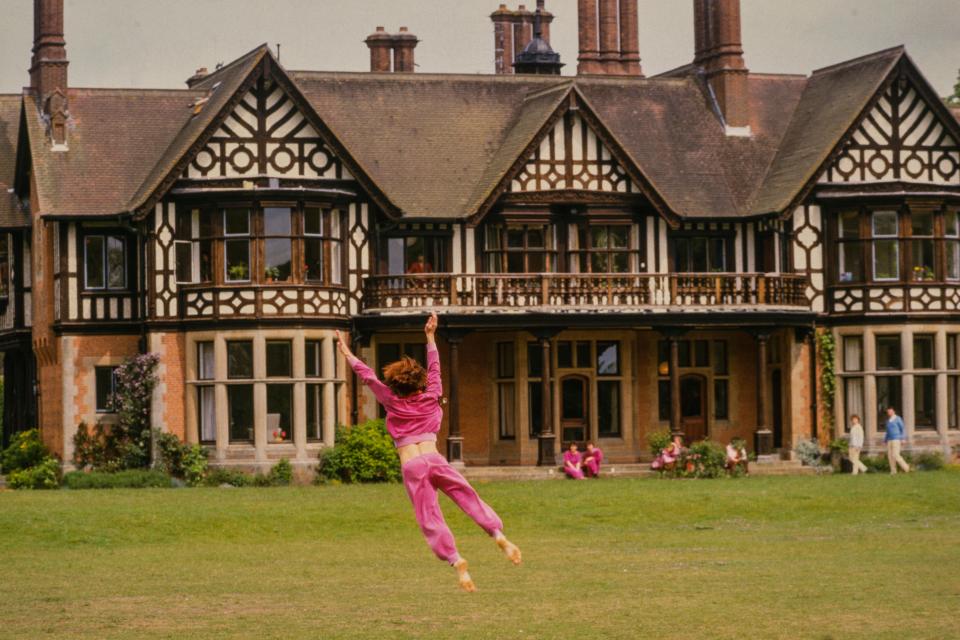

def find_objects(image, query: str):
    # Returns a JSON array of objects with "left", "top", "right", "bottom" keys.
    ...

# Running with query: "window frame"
[
  {"left": 484, "top": 224, "right": 558, "bottom": 274},
  {"left": 83, "top": 232, "right": 129, "bottom": 291},
  {"left": 95, "top": 366, "right": 120, "bottom": 413}
]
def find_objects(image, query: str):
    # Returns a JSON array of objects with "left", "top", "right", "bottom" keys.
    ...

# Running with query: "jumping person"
[{"left": 335, "top": 313, "right": 520, "bottom": 592}]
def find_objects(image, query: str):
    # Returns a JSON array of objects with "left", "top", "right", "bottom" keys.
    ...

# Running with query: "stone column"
[
  {"left": 669, "top": 335, "right": 682, "bottom": 438},
  {"left": 537, "top": 335, "right": 556, "bottom": 466},
  {"left": 446, "top": 334, "right": 464, "bottom": 466},
  {"left": 754, "top": 331, "right": 773, "bottom": 455},
  {"left": 901, "top": 327, "right": 914, "bottom": 445}
]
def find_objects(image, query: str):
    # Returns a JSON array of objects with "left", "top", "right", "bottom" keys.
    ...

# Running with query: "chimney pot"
[
  {"left": 391, "top": 28, "right": 419, "bottom": 73},
  {"left": 366, "top": 26, "right": 394, "bottom": 72}
]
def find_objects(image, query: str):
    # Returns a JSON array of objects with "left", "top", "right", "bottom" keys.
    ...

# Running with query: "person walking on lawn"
[
  {"left": 884, "top": 406, "right": 911, "bottom": 475},
  {"left": 336, "top": 312, "right": 521, "bottom": 592},
  {"left": 847, "top": 414, "right": 868, "bottom": 475}
]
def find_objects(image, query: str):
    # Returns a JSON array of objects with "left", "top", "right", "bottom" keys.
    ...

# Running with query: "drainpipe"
[{"left": 809, "top": 325, "right": 817, "bottom": 440}]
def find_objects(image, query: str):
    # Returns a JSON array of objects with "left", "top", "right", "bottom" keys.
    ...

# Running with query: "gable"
[
  {"left": 819, "top": 73, "right": 960, "bottom": 186},
  {"left": 509, "top": 111, "right": 636, "bottom": 194},
  {"left": 184, "top": 76, "right": 353, "bottom": 181}
]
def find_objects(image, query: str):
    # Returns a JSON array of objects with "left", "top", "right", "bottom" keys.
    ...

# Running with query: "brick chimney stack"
[
  {"left": 492, "top": 3, "right": 555, "bottom": 75},
  {"left": 365, "top": 27, "right": 418, "bottom": 73},
  {"left": 577, "top": 0, "right": 641, "bottom": 76},
  {"left": 31, "top": 0, "right": 69, "bottom": 147},
  {"left": 694, "top": 0, "right": 749, "bottom": 130},
  {"left": 30, "top": 0, "right": 68, "bottom": 104},
  {"left": 365, "top": 26, "right": 393, "bottom": 72},
  {"left": 392, "top": 27, "right": 418, "bottom": 73}
]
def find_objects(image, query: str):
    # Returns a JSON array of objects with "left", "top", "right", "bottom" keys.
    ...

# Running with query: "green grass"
[{"left": 2, "top": 471, "right": 959, "bottom": 640}]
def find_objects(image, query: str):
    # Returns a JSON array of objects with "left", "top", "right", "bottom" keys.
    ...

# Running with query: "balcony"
[
  {"left": 361, "top": 273, "right": 811, "bottom": 314},
  {"left": 177, "top": 283, "right": 349, "bottom": 321}
]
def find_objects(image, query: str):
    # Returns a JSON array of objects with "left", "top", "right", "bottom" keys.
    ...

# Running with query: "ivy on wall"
[{"left": 817, "top": 329, "right": 836, "bottom": 436}]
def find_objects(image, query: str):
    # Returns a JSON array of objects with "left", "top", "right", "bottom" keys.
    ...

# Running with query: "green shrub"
[
  {"left": 909, "top": 450, "right": 945, "bottom": 471},
  {"left": 318, "top": 419, "right": 400, "bottom": 484},
  {"left": 155, "top": 431, "right": 208, "bottom": 486},
  {"left": 861, "top": 454, "right": 890, "bottom": 473},
  {"left": 681, "top": 440, "right": 728, "bottom": 479},
  {"left": 62, "top": 469, "right": 172, "bottom": 490},
  {"left": 795, "top": 439, "right": 825, "bottom": 468},
  {"left": 182, "top": 444, "right": 209, "bottom": 487},
  {"left": 72, "top": 422, "right": 126, "bottom": 472},
  {"left": 267, "top": 458, "right": 293, "bottom": 486},
  {"left": 8, "top": 457, "right": 61, "bottom": 490},
  {"left": 2, "top": 429, "right": 49, "bottom": 474},
  {"left": 647, "top": 429, "right": 672, "bottom": 458},
  {"left": 204, "top": 468, "right": 252, "bottom": 487}
]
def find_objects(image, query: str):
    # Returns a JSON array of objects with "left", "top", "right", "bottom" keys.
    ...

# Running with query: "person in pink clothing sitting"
[
  {"left": 581, "top": 442, "right": 603, "bottom": 478},
  {"left": 563, "top": 443, "right": 585, "bottom": 479},
  {"left": 336, "top": 312, "right": 521, "bottom": 592}
]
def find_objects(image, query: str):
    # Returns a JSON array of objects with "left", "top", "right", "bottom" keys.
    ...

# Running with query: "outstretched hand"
[
  {"left": 424, "top": 312, "right": 438, "bottom": 343},
  {"left": 335, "top": 330, "right": 354, "bottom": 360}
]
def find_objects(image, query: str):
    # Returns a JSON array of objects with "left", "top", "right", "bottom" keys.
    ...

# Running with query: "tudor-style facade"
[{"left": 1, "top": 0, "right": 959, "bottom": 470}]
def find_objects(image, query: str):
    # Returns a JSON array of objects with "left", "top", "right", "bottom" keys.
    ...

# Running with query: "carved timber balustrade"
[
  {"left": 361, "top": 273, "right": 810, "bottom": 313},
  {"left": 177, "top": 284, "right": 349, "bottom": 320}
]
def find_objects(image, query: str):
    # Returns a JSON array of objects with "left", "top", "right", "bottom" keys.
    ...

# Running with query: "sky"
[{"left": 0, "top": 0, "right": 957, "bottom": 95}]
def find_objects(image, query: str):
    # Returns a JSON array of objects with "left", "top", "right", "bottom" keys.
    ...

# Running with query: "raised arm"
[
  {"left": 424, "top": 312, "right": 443, "bottom": 398},
  {"left": 336, "top": 330, "right": 395, "bottom": 408}
]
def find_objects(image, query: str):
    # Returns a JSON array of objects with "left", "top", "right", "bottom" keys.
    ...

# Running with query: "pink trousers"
[{"left": 401, "top": 453, "right": 503, "bottom": 564}]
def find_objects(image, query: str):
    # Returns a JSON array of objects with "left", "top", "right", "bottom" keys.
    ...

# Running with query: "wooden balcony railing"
[{"left": 362, "top": 273, "right": 810, "bottom": 312}]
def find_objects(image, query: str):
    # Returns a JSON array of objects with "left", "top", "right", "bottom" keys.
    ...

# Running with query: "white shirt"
[{"left": 848, "top": 423, "right": 864, "bottom": 449}]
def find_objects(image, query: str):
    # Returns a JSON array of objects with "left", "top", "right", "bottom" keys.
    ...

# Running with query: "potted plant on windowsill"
[
  {"left": 912, "top": 265, "right": 935, "bottom": 282},
  {"left": 228, "top": 263, "right": 248, "bottom": 281},
  {"left": 264, "top": 266, "right": 281, "bottom": 283}
]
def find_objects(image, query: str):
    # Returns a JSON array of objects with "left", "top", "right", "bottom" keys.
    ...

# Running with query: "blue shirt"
[{"left": 885, "top": 415, "right": 905, "bottom": 441}]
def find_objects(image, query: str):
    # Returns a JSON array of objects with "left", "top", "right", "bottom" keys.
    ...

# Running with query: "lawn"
[{"left": 1, "top": 471, "right": 958, "bottom": 640}]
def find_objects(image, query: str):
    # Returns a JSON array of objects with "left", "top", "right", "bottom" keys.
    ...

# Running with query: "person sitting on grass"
[
  {"left": 651, "top": 434, "right": 684, "bottom": 471},
  {"left": 336, "top": 312, "right": 521, "bottom": 593},
  {"left": 563, "top": 442, "right": 585, "bottom": 479},
  {"left": 725, "top": 438, "right": 749, "bottom": 475},
  {"left": 581, "top": 442, "right": 604, "bottom": 478}
]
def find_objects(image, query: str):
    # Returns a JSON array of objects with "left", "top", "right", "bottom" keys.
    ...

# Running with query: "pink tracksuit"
[
  {"left": 563, "top": 450, "right": 585, "bottom": 479},
  {"left": 581, "top": 447, "right": 603, "bottom": 477},
  {"left": 349, "top": 343, "right": 503, "bottom": 564}
]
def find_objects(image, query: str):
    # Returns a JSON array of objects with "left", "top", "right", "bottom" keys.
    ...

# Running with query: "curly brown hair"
[{"left": 382, "top": 356, "right": 428, "bottom": 397}]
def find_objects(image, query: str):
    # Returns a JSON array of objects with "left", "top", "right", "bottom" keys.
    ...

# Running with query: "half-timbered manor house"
[{"left": 3, "top": 0, "right": 960, "bottom": 471}]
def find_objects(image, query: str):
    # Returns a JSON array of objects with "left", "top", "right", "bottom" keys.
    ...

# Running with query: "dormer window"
[{"left": 84, "top": 234, "right": 126, "bottom": 290}]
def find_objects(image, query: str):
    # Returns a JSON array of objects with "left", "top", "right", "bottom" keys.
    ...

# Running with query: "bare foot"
[
  {"left": 453, "top": 558, "right": 476, "bottom": 592},
  {"left": 495, "top": 535, "right": 522, "bottom": 566}
]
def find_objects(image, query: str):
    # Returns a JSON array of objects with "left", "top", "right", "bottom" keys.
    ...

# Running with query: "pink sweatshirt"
[{"left": 349, "top": 343, "right": 443, "bottom": 448}]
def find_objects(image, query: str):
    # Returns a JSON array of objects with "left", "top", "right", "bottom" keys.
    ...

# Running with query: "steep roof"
[
  {"left": 0, "top": 95, "right": 27, "bottom": 228},
  {"left": 24, "top": 87, "right": 201, "bottom": 217},
  {"left": 290, "top": 70, "right": 569, "bottom": 219},
  {"left": 10, "top": 41, "right": 945, "bottom": 223},
  {"left": 749, "top": 46, "right": 904, "bottom": 215}
]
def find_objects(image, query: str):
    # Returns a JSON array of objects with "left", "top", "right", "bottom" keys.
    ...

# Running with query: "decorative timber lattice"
[
  {"left": 185, "top": 77, "right": 354, "bottom": 181},
  {"left": 820, "top": 74, "right": 960, "bottom": 185},
  {"left": 510, "top": 112, "right": 635, "bottom": 193}
]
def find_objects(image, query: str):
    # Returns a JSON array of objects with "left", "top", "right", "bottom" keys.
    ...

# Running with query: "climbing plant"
[{"left": 817, "top": 329, "right": 836, "bottom": 435}]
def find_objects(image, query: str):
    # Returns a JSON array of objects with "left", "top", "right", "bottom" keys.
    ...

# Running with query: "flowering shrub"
[
  {"left": 1, "top": 429, "right": 49, "bottom": 474},
  {"left": 112, "top": 353, "right": 160, "bottom": 468},
  {"left": 8, "top": 457, "right": 60, "bottom": 490},
  {"left": 155, "top": 431, "right": 208, "bottom": 486},
  {"left": 655, "top": 439, "right": 730, "bottom": 479},
  {"left": 647, "top": 429, "right": 672, "bottom": 458}
]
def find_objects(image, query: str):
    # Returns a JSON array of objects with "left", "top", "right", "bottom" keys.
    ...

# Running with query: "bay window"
[
  {"left": 263, "top": 207, "right": 293, "bottom": 282},
  {"left": 304, "top": 206, "right": 342, "bottom": 284},
  {"left": 837, "top": 211, "right": 863, "bottom": 282},
  {"left": 224, "top": 208, "right": 251, "bottom": 282},
  {"left": 946, "top": 211, "right": 959, "bottom": 281},
  {"left": 910, "top": 210, "right": 935, "bottom": 281},
  {"left": 872, "top": 210, "right": 899, "bottom": 281},
  {"left": 175, "top": 208, "right": 197, "bottom": 284}
]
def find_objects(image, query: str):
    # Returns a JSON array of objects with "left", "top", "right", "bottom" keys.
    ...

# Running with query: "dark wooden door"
[
  {"left": 680, "top": 375, "right": 707, "bottom": 443},
  {"left": 560, "top": 375, "right": 588, "bottom": 444},
  {"left": 772, "top": 369, "right": 783, "bottom": 449}
]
